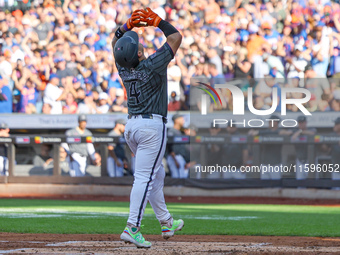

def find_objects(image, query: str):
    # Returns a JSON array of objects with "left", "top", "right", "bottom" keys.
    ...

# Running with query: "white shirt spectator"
[
  {"left": 263, "top": 53, "right": 284, "bottom": 78},
  {"left": 0, "top": 60, "right": 12, "bottom": 79},
  {"left": 167, "top": 61, "right": 182, "bottom": 101},
  {"left": 79, "top": 28, "right": 94, "bottom": 43},
  {"left": 43, "top": 83, "right": 63, "bottom": 114},
  {"left": 11, "top": 49, "right": 25, "bottom": 64},
  {"left": 97, "top": 104, "right": 109, "bottom": 113},
  {"left": 81, "top": 3, "right": 92, "bottom": 14}
]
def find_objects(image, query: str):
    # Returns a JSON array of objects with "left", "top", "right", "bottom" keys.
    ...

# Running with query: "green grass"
[{"left": 0, "top": 199, "right": 339, "bottom": 237}]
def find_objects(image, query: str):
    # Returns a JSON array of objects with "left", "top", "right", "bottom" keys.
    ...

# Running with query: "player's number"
[{"left": 130, "top": 81, "right": 141, "bottom": 104}]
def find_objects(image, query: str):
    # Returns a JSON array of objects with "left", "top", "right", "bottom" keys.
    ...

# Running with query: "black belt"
[{"left": 128, "top": 114, "right": 167, "bottom": 123}]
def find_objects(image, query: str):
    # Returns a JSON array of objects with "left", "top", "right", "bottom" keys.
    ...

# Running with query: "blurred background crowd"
[{"left": 0, "top": 0, "right": 340, "bottom": 114}]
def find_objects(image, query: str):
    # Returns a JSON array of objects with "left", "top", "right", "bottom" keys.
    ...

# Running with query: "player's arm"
[
  {"left": 141, "top": 8, "right": 182, "bottom": 55},
  {"left": 111, "top": 10, "right": 146, "bottom": 51},
  {"left": 111, "top": 25, "right": 127, "bottom": 50},
  {"left": 161, "top": 21, "right": 182, "bottom": 55}
]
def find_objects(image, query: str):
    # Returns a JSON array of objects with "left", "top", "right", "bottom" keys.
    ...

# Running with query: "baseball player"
[
  {"left": 0, "top": 122, "right": 10, "bottom": 176},
  {"left": 107, "top": 118, "right": 127, "bottom": 177},
  {"left": 111, "top": 8, "right": 184, "bottom": 248},
  {"left": 61, "top": 115, "right": 98, "bottom": 177}
]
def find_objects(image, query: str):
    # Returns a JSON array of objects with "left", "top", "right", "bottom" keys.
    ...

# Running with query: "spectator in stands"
[
  {"left": 42, "top": 102, "right": 52, "bottom": 114},
  {"left": 262, "top": 22, "right": 281, "bottom": 48},
  {"left": 168, "top": 91, "right": 181, "bottom": 111},
  {"left": 0, "top": 50, "right": 13, "bottom": 82},
  {"left": 77, "top": 56, "right": 97, "bottom": 86},
  {"left": 255, "top": 71, "right": 281, "bottom": 112},
  {"left": 63, "top": 93, "right": 78, "bottom": 114},
  {"left": 208, "top": 63, "right": 225, "bottom": 88},
  {"left": 55, "top": 58, "right": 73, "bottom": 86},
  {"left": 0, "top": 75, "right": 12, "bottom": 113},
  {"left": 107, "top": 118, "right": 127, "bottom": 177},
  {"left": 13, "top": 69, "right": 42, "bottom": 113},
  {"left": 0, "top": 0, "right": 339, "bottom": 115},
  {"left": 43, "top": 74, "right": 66, "bottom": 114},
  {"left": 111, "top": 88, "right": 128, "bottom": 113},
  {"left": 78, "top": 93, "right": 96, "bottom": 114},
  {"left": 286, "top": 44, "right": 308, "bottom": 79},
  {"left": 167, "top": 59, "right": 181, "bottom": 102},
  {"left": 0, "top": 122, "right": 10, "bottom": 176},
  {"left": 96, "top": 92, "right": 110, "bottom": 114},
  {"left": 34, "top": 11, "right": 53, "bottom": 44},
  {"left": 262, "top": 52, "right": 285, "bottom": 79},
  {"left": 207, "top": 48, "right": 223, "bottom": 75},
  {"left": 291, "top": 116, "right": 316, "bottom": 180},
  {"left": 233, "top": 47, "right": 252, "bottom": 79},
  {"left": 84, "top": 78, "right": 94, "bottom": 97},
  {"left": 305, "top": 64, "right": 331, "bottom": 104}
]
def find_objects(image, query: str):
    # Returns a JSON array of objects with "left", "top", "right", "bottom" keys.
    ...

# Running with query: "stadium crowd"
[{"left": 0, "top": 0, "right": 340, "bottom": 114}]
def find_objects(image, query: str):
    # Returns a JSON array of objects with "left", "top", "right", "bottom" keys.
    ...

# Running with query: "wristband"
[
  {"left": 123, "top": 23, "right": 131, "bottom": 31},
  {"left": 158, "top": 20, "right": 178, "bottom": 37},
  {"left": 115, "top": 27, "right": 125, "bottom": 39}
]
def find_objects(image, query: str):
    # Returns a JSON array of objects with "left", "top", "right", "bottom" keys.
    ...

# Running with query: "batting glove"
[
  {"left": 140, "top": 7, "right": 162, "bottom": 27},
  {"left": 125, "top": 9, "right": 145, "bottom": 30}
]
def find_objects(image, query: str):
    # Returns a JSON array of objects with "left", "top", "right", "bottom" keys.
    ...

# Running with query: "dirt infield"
[{"left": 1, "top": 233, "right": 340, "bottom": 254}]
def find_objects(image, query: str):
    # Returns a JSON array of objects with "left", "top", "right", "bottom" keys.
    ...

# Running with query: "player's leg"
[
  {"left": 127, "top": 122, "right": 166, "bottom": 226},
  {"left": 148, "top": 162, "right": 184, "bottom": 239},
  {"left": 121, "top": 120, "right": 165, "bottom": 248},
  {"left": 148, "top": 163, "right": 170, "bottom": 221}
]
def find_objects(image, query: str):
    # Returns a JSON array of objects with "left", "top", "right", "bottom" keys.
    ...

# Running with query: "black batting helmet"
[{"left": 114, "top": 31, "right": 139, "bottom": 69}]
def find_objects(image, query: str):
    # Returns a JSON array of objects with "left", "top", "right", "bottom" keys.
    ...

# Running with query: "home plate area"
[{"left": 1, "top": 234, "right": 340, "bottom": 254}]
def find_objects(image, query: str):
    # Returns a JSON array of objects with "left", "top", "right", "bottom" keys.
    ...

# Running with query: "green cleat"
[
  {"left": 161, "top": 218, "right": 184, "bottom": 239},
  {"left": 120, "top": 226, "right": 151, "bottom": 248}
]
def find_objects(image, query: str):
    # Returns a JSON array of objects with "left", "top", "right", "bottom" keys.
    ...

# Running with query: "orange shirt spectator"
[
  {"left": 247, "top": 35, "right": 270, "bottom": 61},
  {"left": 204, "top": 0, "right": 220, "bottom": 24}
]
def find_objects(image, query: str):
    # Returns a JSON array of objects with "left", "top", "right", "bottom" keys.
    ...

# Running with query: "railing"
[{"left": 0, "top": 134, "right": 340, "bottom": 188}]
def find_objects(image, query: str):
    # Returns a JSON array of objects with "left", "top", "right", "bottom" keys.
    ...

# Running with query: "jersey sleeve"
[{"left": 147, "top": 42, "right": 174, "bottom": 74}]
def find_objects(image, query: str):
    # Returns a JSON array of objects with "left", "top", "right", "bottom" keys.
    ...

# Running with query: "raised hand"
[
  {"left": 140, "top": 8, "right": 162, "bottom": 27},
  {"left": 126, "top": 9, "right": 148, "bottom": 29}
]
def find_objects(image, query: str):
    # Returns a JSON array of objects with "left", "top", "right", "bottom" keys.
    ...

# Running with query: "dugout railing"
[{"left": 1, "top": 134, "right": 340, "bottom": 189}]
